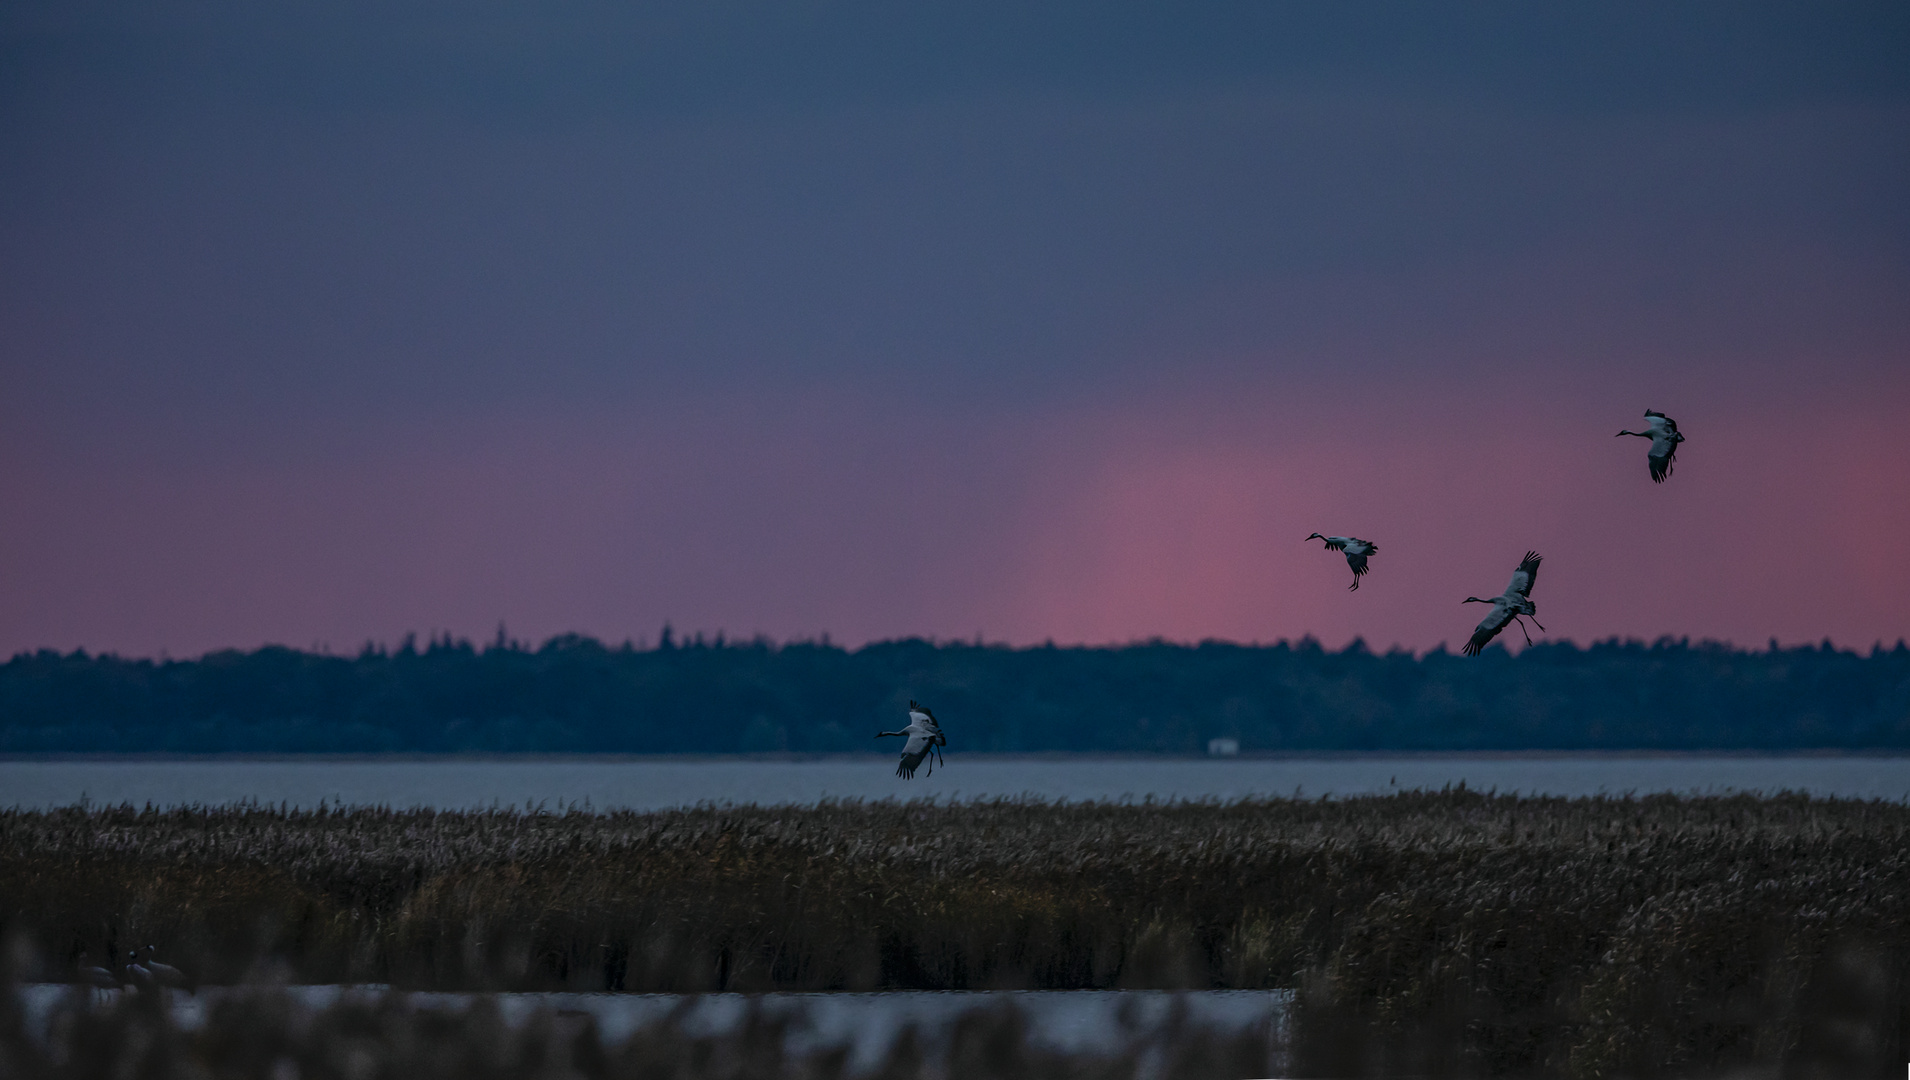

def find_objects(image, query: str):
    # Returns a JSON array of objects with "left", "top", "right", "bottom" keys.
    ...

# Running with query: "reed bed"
[{"left": 3, "top": 791, "right": 1908, "bottom": 1076}]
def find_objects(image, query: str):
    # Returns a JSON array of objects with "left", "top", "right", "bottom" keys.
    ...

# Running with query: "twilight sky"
[{"left": 3, "top": 2, "right": 1907, "bottom": 657}]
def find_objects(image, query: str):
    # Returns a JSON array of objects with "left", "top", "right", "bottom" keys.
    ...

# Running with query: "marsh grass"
[{"left": 3, "top": 791, "right": 1909, "bottom": 1075}]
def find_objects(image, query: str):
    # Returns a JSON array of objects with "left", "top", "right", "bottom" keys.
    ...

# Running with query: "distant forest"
[{"left": 2, "top": 631, "right": 1908, "bottom": 753}]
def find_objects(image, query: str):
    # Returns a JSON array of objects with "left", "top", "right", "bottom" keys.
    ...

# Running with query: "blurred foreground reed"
[
  {"left": 0, "top": 980, "right": 1275, "bottom": 1080},
  {"left": 4, "top": 790, "right": 1909, "bottom": 1075}
]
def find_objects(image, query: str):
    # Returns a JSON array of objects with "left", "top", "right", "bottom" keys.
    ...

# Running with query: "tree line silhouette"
[{"left": 2, "top": 631, "right": 1906, "bottom": 753}]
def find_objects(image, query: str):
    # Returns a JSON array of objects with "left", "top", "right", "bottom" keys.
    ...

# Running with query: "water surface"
[{"left": 5, "top": 754, "right": 1909, "bottom": 811}]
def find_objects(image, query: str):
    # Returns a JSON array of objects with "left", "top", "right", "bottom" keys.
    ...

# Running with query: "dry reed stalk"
[{"left": 3, "top": 792, "right": 1908, "bottom": 1073}]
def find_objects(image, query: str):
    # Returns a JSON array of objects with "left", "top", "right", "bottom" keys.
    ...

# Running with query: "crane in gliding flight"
[
  {"left": 1462, "top": 551, "right": 1546, "bottom": 656},
  {"left": 1616, "top": 409, "right": 1685, "bottom": 483},
  {"left": 1305, "top": 534, "right": 1379, "bottom": 590},
  {"left": 876, "top": 700, "right": 947, "bottom": 779}
]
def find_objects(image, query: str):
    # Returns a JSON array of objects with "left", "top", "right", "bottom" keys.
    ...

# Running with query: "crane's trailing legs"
[
  {"left": 1617, "top": 410, "right": 1685, "bottom": 483},
  {"left": 1306, "top": 533, "right": 1378, "bottom": 591},
  {"left": 1460, "top": 551, "right": 1545, "bottom": 656},
  {"left": 1511, "top": 614, "right": 1546, "bottom": 645}
]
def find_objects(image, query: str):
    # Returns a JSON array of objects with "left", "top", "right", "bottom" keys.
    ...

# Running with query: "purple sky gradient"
[
  {"left": 6, "top": 360, "right": 1904, "bottom": 658},
  {"left": 3, "top": 3, "right": 1907, "bottom": 657}
]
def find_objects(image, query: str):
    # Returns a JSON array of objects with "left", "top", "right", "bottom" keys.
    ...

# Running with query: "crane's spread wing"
[
  {"left": 910, "top": 709, "right": 945, "bottom": 741},
  {"left": 1507, "top": 551, "right": 1541, "bottom": 597},
  {"left": 896, "top": 730, "right": 934, "bottom": 778},
  {"left": 1463, "top": 603, "right": 1513, "bottom": 656},
  {"left": 1345, "top": 549, "right": 1370, "bottom": 590},
  {"left": 1648, "top": 433, "right": 1678, "bottom": 482},
  {"left": 1644, "top": 410, "right": 1678, "bottom": 434},
  {"left": 1324, "top": 538, "right": 1372, "bottom": 588}
]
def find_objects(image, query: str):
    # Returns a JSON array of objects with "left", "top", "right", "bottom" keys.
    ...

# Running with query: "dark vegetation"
[
  {"left": 4, "top": 793, "right": 1909, "bottom": 1075},
  {"left": 4, "top": 632, "right": 1909, "bottom": 753}
]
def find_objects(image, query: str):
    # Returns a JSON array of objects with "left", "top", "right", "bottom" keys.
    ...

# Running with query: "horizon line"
[{"left": 12, "top": 630, "right": 1910, "bottom": 665}]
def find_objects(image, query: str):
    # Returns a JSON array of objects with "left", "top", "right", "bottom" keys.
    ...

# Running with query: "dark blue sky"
[{"left": 3, "top": 2, "right": 1907, "bottom": 655}]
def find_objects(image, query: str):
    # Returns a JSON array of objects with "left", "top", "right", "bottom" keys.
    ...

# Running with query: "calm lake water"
[{"left": 5, "top": 754, "right": 1910, "bottom": 810}]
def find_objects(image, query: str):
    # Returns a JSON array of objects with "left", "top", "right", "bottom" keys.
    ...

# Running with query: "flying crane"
[
  {"left": 875, "top": 700, "right": 947, "bottom": 779},
  {"left": 1462, "top": 551, "right": 1546, "bottom": 656},
  {"left": 1616, "top": 410, "right": 1685, "bottom": 483},
  {"left": 1305, "top": 534, "right": 1379, "bottom": 590}
]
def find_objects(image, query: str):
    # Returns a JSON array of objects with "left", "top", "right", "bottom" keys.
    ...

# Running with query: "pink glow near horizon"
[
  {"left": 999, "top": 393, "right": 1910, "bottom": 652},
  {"left": 2, "top": 373, "right": 1905, "bottom": 659}
]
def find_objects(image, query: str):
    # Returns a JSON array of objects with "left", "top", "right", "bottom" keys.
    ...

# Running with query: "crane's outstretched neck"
[
  {"left": 874, "top": 730, "right": 907, "bottom": 739},
  {"left": 1616, "top": 430, "right": 1647, "bottom": 437},
  {"left": 1462, "top": 596, "right": 1490, "bottom": 604}
]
